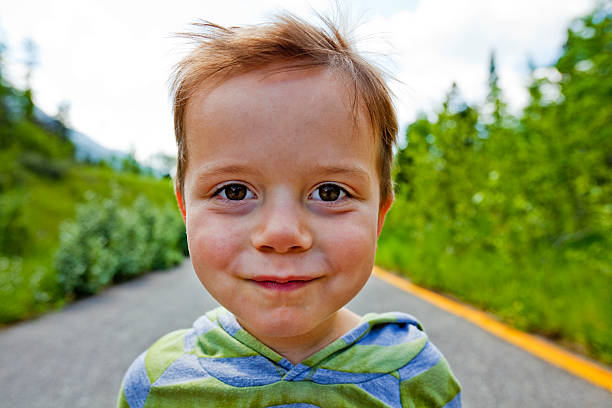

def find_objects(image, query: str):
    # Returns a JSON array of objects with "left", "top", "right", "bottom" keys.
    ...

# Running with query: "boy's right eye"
[{"left": 213, "top": 183, "right": 255, "bottom": 201}]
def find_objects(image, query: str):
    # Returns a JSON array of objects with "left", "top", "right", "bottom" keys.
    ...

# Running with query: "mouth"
[{"left": 251, "top": 276, "right": 317, "bottom": 291}]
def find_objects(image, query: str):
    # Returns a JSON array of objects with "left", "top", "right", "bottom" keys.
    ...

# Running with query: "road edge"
[{"left": 372, "top": 265, "right": 612, "bottom": 393}]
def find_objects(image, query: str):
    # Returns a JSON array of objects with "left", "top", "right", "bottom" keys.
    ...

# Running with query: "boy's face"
[{"left": 179, "top": 65, "right": 392, "bottom": 344}]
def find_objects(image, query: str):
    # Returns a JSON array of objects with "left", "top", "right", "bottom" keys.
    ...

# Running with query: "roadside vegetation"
[
  {"left": 0, "top": 40, "right": 186, "bottom": 324},
  {"left": 377, "top": 5, "right": 611, "bottom": 364},
  {"left": 0, "top": 164, "right": 187, "bottom": 323}
]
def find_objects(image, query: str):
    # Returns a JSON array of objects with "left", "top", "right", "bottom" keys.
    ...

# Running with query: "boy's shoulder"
[
  {"left": 117, "top": 308, "right": 237, "bottom": 407},
  {"left": 116, "top": 328, "right": 191, "bottom": 408},
  {"left": 117, "top": 308, "right": 461, "bottom": 408}
]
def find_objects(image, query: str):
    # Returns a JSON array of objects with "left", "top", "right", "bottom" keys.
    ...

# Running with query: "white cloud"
[
  {"left": 0, "top": 0, "right": 596, "bottom": 158},
  {"left": 359, "top": 0, "right": 594, "bottom": 132}
]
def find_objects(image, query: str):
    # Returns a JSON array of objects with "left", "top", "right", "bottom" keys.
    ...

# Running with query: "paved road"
[{"left": 1, "top": 260, "right": 610, "bottom": 407}]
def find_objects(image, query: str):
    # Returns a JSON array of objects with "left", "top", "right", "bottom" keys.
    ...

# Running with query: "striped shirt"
[{"left": 118, "top": 307, "right": 461, "bottom": 407}]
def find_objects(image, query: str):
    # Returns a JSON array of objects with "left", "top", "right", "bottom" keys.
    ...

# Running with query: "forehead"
[
  {"left": 186, "top": 65, "right": 368, "bottom": 132},
  {"left": 183, "top": 65, "right": 378, "bottom": 178}
]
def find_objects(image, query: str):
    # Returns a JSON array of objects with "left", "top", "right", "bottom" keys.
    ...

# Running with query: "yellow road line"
[{"left": 372, "top": 265, "right": 612, "bottom": 393}]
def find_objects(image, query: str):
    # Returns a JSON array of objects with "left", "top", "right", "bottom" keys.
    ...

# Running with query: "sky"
[{"left": 1, "top": 0, "right": 596, "bottom": 161}]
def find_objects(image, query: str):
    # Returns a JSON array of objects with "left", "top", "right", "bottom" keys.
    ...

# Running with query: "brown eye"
[
  {"left": 217, "top": 184, "right": 253, "bottom": 200},
  {"left": 314, "top": 184, "right": 346, "bottom": 202},
  {"left": 226, "top": 185, "right": 246, "bottom": 200}
]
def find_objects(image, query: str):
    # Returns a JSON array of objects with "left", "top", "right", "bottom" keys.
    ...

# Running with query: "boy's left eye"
[{"left": 311, "top": 184, "right": 348, "bottom": 202}]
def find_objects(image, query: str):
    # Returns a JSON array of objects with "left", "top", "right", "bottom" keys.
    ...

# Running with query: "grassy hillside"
[
  {"left": 1, "top": 165, "right": 182, "bottom": 323},
  {"left": 1, "top": 44, "right": 186, "bottom": 323}
]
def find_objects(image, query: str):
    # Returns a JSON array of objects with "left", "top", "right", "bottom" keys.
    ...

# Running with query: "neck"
[{"left": 238, "top": 308, "right": 362, "bottom": 365}]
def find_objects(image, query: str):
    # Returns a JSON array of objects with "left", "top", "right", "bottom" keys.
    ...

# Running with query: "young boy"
[{"left": 118, "top": 12, "right": 461, "bottom": 408}]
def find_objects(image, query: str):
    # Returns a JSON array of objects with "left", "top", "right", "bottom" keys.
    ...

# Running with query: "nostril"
[
  {"left": 256, "top": 245, "right": 305, "bottom": 253},
  {"left": 250, "top": 219, "right": 313, "bottom": 253}
]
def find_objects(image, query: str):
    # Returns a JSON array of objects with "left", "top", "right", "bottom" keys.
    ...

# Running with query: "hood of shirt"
[{"left": 185, "top": 307, "right": 430, "bottom": 385}]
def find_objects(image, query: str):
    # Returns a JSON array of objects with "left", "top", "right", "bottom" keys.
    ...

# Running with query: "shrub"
[
  {"left": 0, "top": 256, "right": 25, "bottom": 321},
  {"left": 54, "top": 191, "right": 185, "bottom": 297},
  {"left": 54, "top": 192, "right": 121, "bottom": 296},
  {"left": 0, "top": 193, "right": 30, "bottom": 255},
  {"left": 149, "top": 205, "right": 185, "bottom": 270},
  {"left": 0, "top": 146, "right": 22, "bottom": 191},
  {"left": 19, "top": 151, "right": 68, "bottom": 179}
]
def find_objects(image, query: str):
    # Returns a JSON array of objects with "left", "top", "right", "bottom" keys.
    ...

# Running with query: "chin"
[{"left": 240, "top": 308, "right": 323, "bottom": 338}]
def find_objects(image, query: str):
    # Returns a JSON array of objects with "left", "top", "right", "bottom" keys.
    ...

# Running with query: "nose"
[{"left": 250, "top": 194, "right": 313, "bottom": 253}]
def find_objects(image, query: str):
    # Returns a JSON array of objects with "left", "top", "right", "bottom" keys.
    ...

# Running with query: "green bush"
[
  {"left": 0, "top": 255, "right": 59, "bottom": 323},
  {"left": 54, "top": 193, "right": 120, "bottom": 296},
  {"left": 19, "top": 151, "right": 69, "bottom": 179},
  {"left": 0, "top": 193, "right": 30, "bottom": 255},
  {"left": 54, "top": 191, "right": 185, "bottom": 297},
  {"left": 0, "top": 256, "right": 25, "bottom": 321},
  {"left": 148, "top": 203, "right": 186, "bottom": 270},
  {"left": 0, "top": 145, "right": 22, "bottom": 191}
]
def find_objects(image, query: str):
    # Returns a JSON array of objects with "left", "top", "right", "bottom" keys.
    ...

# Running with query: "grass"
[
  {"left": 0, "top": 165, "right": 179, "bottom": 324},
  {"left": 375, "top": 201, "right": 612, "bottom": 365}
]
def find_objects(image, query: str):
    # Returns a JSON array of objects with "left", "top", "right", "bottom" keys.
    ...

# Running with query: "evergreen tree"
[
  {"left": 385, "top": 2, "right": 612, "bottom": 364},
  {"left": 522, "top": 3, "right": 611, "bottom": 241},
  {"left": 484, "top": 51, "right": 506, "bottom": 126}
]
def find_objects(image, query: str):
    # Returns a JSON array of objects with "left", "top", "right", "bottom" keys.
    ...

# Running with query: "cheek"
[
  {"left": 186, "top": 212, "right": 245, "bottom": 274},
  {"left": 319, "top": 213, "right": 379, "bottom": 270}
]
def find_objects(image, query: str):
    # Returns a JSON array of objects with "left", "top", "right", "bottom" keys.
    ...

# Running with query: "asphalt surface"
[{"left": 0, "top": 260, "right": 610, "bottom": 407}]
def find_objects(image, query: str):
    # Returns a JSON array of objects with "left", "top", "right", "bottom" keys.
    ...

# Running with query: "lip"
[{"left": 251, "top": 276, "right": 317, "bottom": 291}]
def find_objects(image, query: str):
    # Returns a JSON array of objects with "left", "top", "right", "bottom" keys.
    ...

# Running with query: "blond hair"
[{"left": 170, "top": 12, "right": 398, "bottom": 206}]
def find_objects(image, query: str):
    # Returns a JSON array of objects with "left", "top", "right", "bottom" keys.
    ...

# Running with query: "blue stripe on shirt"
[
  {"left": 356, "top": 321, "right": 425, "bottom": 347},
  {"left": 443, "top": 392, "right": 462, "bottom": 408},
  {"left": 356, "top": 373, "right": 401, "bottom": 407},
  {"left": 153, "top": 353, "right": 210, "bottom": 387},
  {"left": 123, "top": 351, "right": 151, "bottom": 408},
  {"left": 201, "top": 355, "right": 282, "bottom": 387}
]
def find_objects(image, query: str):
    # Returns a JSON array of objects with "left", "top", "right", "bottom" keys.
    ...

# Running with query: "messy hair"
[{"left": 170, "top": 11, "right": 398, "bottom": 206}]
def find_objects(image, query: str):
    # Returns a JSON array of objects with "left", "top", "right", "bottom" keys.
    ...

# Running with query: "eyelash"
[
  {"left": 310, "top": 183, "right": 351, "bottom": 202},
  {"left": 211, "top": 183, "right": 351, "bottom": 202},
  {"left": 212, "top": 183, "right": 256, "bottom": 201}
]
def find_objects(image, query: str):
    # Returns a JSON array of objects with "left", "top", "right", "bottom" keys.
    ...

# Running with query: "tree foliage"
[
  {"left": 383, "top": 4, "right": 612, "bottom": 363},
  {"left": 0, "top": 40, "right": 74, "bottom": 194}
]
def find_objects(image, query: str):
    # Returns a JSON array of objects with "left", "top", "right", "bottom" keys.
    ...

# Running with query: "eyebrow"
[
  {"left": 193, "top": 163, "right": 371, "bottom": 184},
  {"left": 310, "top": 164, "right": 371, "bottom": 183},
  {"left": 196, "top": 164, "right": 262, "bottom": 177},
  {"left": 193, "top": 164, "right": 262, "bottom": 184}
]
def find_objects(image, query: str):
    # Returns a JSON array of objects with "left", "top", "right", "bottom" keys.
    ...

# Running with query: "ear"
[
  {"left": 175, "top": 187, "right": 187, "bottom": 223},
  {"left": 377, "top": 193, "right": 394, "bottom": 238}
]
